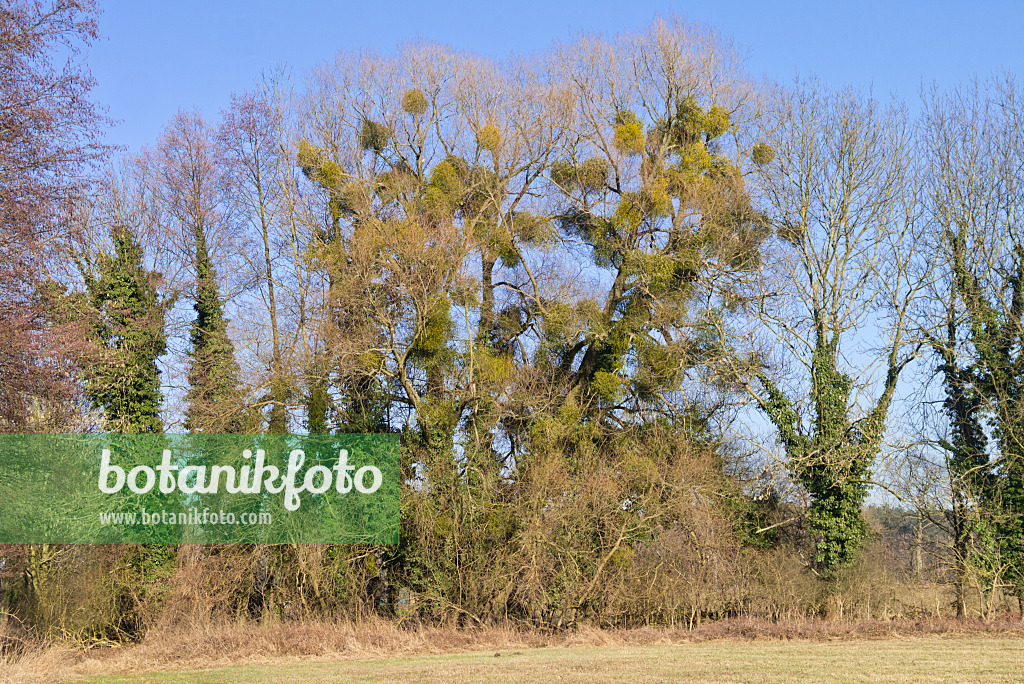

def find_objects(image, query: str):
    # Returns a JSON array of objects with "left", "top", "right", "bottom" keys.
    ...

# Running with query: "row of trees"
[{"left": 5, "top": 2, "right": 1024, "bottom": 635}]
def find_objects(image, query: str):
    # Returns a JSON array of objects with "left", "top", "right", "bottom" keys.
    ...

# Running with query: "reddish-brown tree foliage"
[{"left": 0, "top": 0, "right": 108, "bottom": 429}]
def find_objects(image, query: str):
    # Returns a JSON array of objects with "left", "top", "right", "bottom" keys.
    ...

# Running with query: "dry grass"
[
  {"left": 75, "top": 638, "right": 1024, "bottom": 684},
  {"left": 1, "top": 612, "right": 74, "bottom": 684},
  {"left": 0, "top": 645, "right": 77, "bottom": 684},
  {"left": 3, "top": 616, "right": 1023, "bottom": 684}
]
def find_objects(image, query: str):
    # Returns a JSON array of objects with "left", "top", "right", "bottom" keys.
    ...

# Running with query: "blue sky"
[{"left": 89, "top": 0, "right": 1024, "bottom": 151}]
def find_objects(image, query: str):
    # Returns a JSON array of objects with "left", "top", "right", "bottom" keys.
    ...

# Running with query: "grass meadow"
[
  {"left": 3, "top": 618, "right": 1022, "bottom": 683},
  {"left": 73, "top": 638, "right": 1024, "bottom": 684}
]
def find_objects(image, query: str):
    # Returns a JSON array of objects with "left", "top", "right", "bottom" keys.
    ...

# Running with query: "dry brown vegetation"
[{"left": 3, "top": 612, "right": 1024, "bottom": 684}]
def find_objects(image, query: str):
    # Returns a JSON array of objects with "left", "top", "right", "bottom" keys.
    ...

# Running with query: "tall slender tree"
[
  {"left": 153, "top": 111, "right": 248, "bottom": 433},
  {"left": 923, "top": 76, "right": 1024, "bottom": 607},
  {"left": 219, "top": 91, "right": 291, "bottom": 433},
  {"left": 185, "top": 214, "right": 247, "bottom": 432}
]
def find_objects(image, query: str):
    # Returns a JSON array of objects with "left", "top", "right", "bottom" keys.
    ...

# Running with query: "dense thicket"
[{"left": 6, "top": 9, "right": 1024, "bottom": 642}]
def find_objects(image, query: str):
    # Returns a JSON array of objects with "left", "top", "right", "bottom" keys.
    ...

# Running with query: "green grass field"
[{"left": 78, "top": 637, "right": 1024, "bottom": 683}]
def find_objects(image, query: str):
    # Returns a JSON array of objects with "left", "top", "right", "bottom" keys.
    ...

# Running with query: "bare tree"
[
  {"left": 741, "top": 80, "right": 926, "bottom": 582},
  {"left": 218, "top": 88, "right": 292, "bottom": 432},
  {"left": 0, "top": 0, "right": 108, "bottom": 430},
  {"left": 148, "top": 110, "right": 249, "bottom": 432},
  {"left": 919, "top": 74, "right": 1024, "bottom": 612}
]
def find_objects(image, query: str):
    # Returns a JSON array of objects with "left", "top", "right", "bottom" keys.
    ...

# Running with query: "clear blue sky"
[{"left": 88, "top": 0, "right": 1024, "bottom": 152}]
